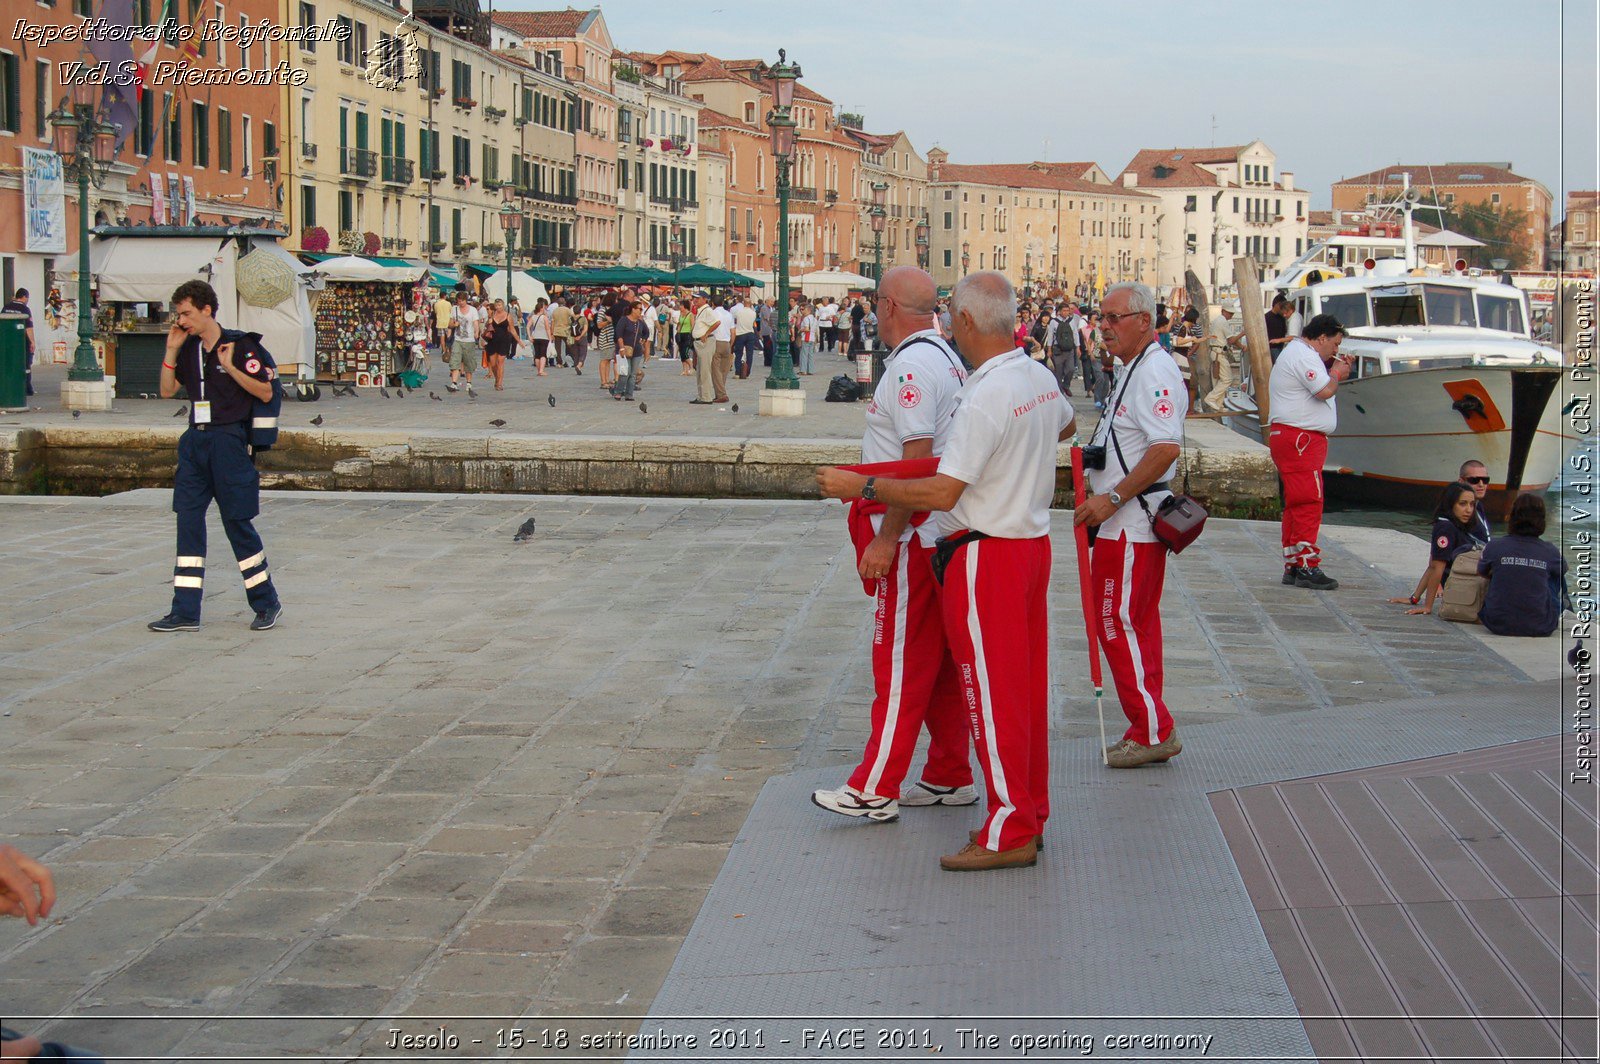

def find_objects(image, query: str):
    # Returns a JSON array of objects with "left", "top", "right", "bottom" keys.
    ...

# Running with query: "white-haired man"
[
  {"left": 812, "top": 266, "right": 975, "bottom": 825},
  {"left": 817, "top": 272, "right": 1075, "bottom": 872},
  {"left": 1073, "top": 281, "right": 1186, "bottom": 769}
]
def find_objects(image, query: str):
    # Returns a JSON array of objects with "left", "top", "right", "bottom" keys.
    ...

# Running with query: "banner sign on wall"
[{"left": 23, "top": 148, "right": 68, "bottom": 253}]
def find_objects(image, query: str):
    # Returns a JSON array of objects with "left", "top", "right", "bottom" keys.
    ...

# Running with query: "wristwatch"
[
  {"left": 862, "top": 476, "right": 878, "bottom": 501},
  {"left": 1108, "top": 489, "right": 1124, "bottom": 507}
]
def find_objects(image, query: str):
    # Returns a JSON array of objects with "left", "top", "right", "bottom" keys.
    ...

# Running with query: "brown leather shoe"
[
  {"left": 1105, "top": 728, "right": 1182, "bottom": 769},
  {"left": 939, "top": 838, "right": 1037, "bottom": 872},
  {"left": 969, "top": 828, "right": 1043, "bottom": 851}
]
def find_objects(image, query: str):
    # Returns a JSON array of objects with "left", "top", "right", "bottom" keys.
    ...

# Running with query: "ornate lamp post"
[
  {"left": 960, "top": 241, "right": 970, "bottom": 277},
  {"left": 669, "top": 202, "right": 684, "bottom": 294},
  {"left": 915, "top": 214, "right": 930, "bottom": 270},
  {"left": 758, "top": 50, "right": 803, "bottom": 415},
  {"left": 48, "top": 99, "right": 119, "bottom": 411},
  {"left": 869, "top": 181, "right": 888, "bottom": 283},
  {"left": 497, "top": 184, "right": 524, "bottom": 305},
  {"left": 1023, "top": 249, "right": 1033, "bottom": 300}
]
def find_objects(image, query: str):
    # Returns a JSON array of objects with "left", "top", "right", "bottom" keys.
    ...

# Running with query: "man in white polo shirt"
[
  {"left": 711, "top": 297, "right": 735, "bottom": 403},
  {"left": 1268, "top": 313, "right": 1350, "bottom": 590},
  {"left": 817, "top": 298, "right": 839, "bottom": 354},
  {"left": 811, "top": 266, "right": 974, "bottom": 825},
  {"left": 1074, "top": 281, "right": 1187, "bottom": 770},
  {"left": 817, "top": 271, "right": 1075, "bottom": 872}
]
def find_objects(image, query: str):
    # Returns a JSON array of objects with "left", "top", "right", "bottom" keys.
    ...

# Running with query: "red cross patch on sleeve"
[{"left": 1436, "top": 535, "right": 1450, "bottom": 548}]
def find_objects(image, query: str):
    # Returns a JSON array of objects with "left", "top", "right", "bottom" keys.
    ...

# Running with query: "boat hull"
[{"left": 1227, "top": 365, "right": 1577, "bottom": 518}]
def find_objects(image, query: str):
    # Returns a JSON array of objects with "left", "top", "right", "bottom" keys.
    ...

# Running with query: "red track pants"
[
  {"left": 1269, "top": 426, "right": 1329, "bottom": 568},
  {"left": 1092, "top": 533, "right": 1174, "bottom": 747},
  {"left": 847, "top": 537, "right": 973, "bottom": 799},
  {"left": 940, "top": 536, "right": 1052, "bottom": 852}
]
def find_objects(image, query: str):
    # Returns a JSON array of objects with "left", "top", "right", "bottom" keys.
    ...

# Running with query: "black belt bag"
[{"left": 931, "top": 530, "right": 991, "bottom": 585}]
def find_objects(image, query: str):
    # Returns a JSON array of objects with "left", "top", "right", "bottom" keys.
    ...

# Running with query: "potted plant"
[
  {"left": 301, "top": 225, "right": 331, "bottom": 253},
  {"left": 363, "top": 231, "right": 380, "bottom": 256}
]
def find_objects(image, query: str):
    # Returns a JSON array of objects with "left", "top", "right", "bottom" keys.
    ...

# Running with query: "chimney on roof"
[
  {"left": 1122, "top": 171, "right": 1136, "bottom": 188},
  {"left": 1281, "top": 171, "right": 1294, "bottom": 191},
  {"left": 926, "top": 146, "right": 947, "bottom": 181}
]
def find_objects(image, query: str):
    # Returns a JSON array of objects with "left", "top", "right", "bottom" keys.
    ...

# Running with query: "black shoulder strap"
[{"left": 896, "top": 335, "right": 962, "bottom": 376}]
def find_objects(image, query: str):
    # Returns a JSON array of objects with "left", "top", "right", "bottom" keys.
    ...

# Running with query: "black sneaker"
[
  {"left": 148, "top": 614, "right": 200, "bottom": 632},
  {"left": 1294, "top": 567, "right": 1339, "bottom": 591},
  {"left": 1282, "top": 566, "right": 1301, "bottom": 585},
  {"left": 250, "top": 604, "right": 283, "bottom": 631}
]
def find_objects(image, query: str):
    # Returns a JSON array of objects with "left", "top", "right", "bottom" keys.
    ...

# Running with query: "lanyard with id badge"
[{"left": 192, "top": 341, "right": 213, "bottom": 424}]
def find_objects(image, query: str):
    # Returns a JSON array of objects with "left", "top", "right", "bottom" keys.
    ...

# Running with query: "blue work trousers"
[{"left": 169, "top": 424, "right": 279, "bottom": 620}]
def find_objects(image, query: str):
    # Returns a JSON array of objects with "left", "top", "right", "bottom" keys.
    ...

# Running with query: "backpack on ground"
[{"left": 1437, "top": 549, "right": 1487, "bottom": 624}]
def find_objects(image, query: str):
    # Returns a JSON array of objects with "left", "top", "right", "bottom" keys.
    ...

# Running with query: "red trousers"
[
  {"left": 1092, "top": 533, "right": 1173, "bottom": 747},
  {"left": 1269, "top": 426, "right": 1329, "bottom": 568},
  {"left": 846, "top": 535, "right": 973, "bottom": 799},
  {"left": 940, "top": 536, "right": 1052, "bottom": 852}
]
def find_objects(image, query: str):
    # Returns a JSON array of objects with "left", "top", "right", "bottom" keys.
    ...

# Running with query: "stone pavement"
[
  {"left": 14, "top": 352, "right": 1257, "bottom": 452},
  {"left": 0, "top": 490, "right": 1567, "bottom": 1060}
]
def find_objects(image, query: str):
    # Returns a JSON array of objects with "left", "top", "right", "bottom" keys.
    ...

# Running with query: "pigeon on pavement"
[
  {"left": 548, "top": 393, "right": 556, "bottom": 407},
  {"left": 72, "top": 410, "right": 81, "bottom": 418},
  {"left": 489, "top": 418, "right": 507, "bottom": 428},
  {"left": 173, "top": 405, "right": 188, "bottom": 417},
  {"left": 396, "top": 388, "right": 405, "bottom": 398},
  {"left": 639, "top": 402, "right": 647, "bottom": 413},
  {"left": 430, "top": 391, "right": 442, "bottom": 401},
  {"left": 512, "top": 517, "right": 536, "bottom": 542},
  {"left": 731, "top": 403, "right": 739, "bottom": 413},
  {"left": 379, "top": 385, "right": 391, "bottom": 398},
  {"left": 310, "top": 414, "right": 324, "bottom": 426}
]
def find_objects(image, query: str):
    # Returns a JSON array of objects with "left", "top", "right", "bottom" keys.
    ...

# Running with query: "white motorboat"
[{"left": 1222, "top": 184, "right": 1577, "bottom": 519}]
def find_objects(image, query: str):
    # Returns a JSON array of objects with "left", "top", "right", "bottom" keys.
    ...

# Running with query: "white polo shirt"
[
  {"left": 936, "top": 349, "right": 1073, "bottom": 539},
  {"left": 862, "top": 330, "right": 968, "bottom": 547},
  {"left": 732, "top": 303, "right": 757, "bottom": 336},
  {"left": 818, "top": 302, "right": 839, "bottom": 327},
  {"left": 1269, "top": 337, "right": 1336, "bottom": 433},
  {"left": 712, "top": 305, "right": 734, "bottom": 342},
  {"left": 1087, "top": 343, "right": 1187, "bottom": 543}
]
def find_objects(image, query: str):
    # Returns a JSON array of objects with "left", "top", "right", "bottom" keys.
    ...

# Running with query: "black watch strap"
[{"left": 862, "top": 476, "right": 877, "bottom": 501}]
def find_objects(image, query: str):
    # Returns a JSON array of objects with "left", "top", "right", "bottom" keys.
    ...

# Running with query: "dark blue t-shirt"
[{"left": 1477, "top": 535, "right": 1566, "bottom": 637}]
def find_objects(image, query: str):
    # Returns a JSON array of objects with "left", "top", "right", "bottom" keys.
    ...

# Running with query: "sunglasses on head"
[{"left": 1464, "top": 476, "right": 1490, "bottom": 485}]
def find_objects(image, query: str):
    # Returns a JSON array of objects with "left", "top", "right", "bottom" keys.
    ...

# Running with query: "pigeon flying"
[
  {"left": 489, "top": 418, "right": 507, "bottom": 428},
  {"left": 173, "top": 405, "right": 188, "bottom": 418},
  {"left": 512, "top": 517, "right": 536, "bottom": 542},
  {"left": 310, "top": 414, "right": 324, "bottom": 426},
  {"left": 547, "top": 393, "right": 556, "bottom": 407}
]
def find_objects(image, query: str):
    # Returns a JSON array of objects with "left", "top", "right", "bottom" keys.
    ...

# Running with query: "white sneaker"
[
  {"left": 811, "top": 785, "right": 899, "bottom": 822},
  {"left": 898, "top": 781, "right": 980, "bottom": 807}
]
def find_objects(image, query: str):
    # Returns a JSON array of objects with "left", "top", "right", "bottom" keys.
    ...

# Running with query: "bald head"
[{"left": 877, "top": 266, "right": 938, "bottom": 347}]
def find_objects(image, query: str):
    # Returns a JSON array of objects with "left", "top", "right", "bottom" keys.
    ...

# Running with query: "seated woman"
[
  {"left": 1389, "top": 481, "right": 1489, "bottom": 615},
  {"left": 1478, "top": 493, "right": 1568, "bottom": 637}
]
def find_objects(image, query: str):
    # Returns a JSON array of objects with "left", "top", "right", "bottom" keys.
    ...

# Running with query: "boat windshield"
[
  {"left": 1476, "top": 293, "right": 1526, "bottom": 335},
  {"left": 1385, "top": 355, "right": 1475, "bottom": 373},
  {"left": 1320, "top": 291, "right": 1371, "bottom": 328},
  {"left": 1371, "top": 284, "right": 1480, "bottom": 328}
]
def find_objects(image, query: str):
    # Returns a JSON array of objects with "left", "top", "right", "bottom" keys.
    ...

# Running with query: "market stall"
[
  {"left": 308, "top": 256, "right": 430, "bottom": 386},
  {"left": 89, "top": 226, "right": 319, "bottom": 398},
  {"left": 798, "top": 268, "right": 875, "bottom": 300}
]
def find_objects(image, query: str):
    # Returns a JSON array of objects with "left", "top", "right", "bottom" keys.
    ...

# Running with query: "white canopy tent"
[
  {"left": 798, "top": 268, "right": 876, "bottom": 299},
  {"left": 479, "top": 268, "right": 550, "bottom": 306},
  {"left": 311, "top": 255, "right": 430, "bottom": 284},
  {"left": 1417, "top": 228, "right": 1487, "bottom": 249},
  {"left": 90, "top": 232, "right": 319, "bottom": 375}
]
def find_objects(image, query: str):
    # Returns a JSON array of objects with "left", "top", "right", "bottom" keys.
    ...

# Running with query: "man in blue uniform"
[{"left": 149, "top": 280, "right": 283, "bottom": 632}]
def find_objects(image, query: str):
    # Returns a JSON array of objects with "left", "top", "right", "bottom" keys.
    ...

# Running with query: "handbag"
[
  {"left": 1104, "top": 346, "right": 1210, "bottom": 554},
  {"left": 1437, "top": 548, "right": 1487, "bottom": 624}
]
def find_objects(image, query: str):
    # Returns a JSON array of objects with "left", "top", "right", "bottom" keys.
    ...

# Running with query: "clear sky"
[{"left": 498, "top": 0, "right": 1599, "bottom": 211}]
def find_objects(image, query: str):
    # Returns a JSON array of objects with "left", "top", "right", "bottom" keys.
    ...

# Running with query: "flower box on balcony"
[
  {"left": 429, "top": 169, "right": 447, "bottom": 181},
  {"left": 484, "top": 106, "right": 507, "bottom": 121},
  {"left": 514, "top": 116, "right": 531, "bottom": 127},
  {"left": 453, "top": 97, "right": 477, "bottom": 110}
]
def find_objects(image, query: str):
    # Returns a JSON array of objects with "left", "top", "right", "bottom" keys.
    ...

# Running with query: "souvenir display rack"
[{"left": 314, "top": 281, "right": 409, "bottom": 381}]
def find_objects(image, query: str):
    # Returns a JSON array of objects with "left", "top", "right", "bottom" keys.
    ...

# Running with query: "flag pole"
[{"left": 1071, "top": 446, "right": 1109, "bottom": 765}]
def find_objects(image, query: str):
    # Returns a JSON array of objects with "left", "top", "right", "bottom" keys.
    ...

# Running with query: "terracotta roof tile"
[
  {"left": 1117, "top": 148, "right": 1228, "bottom": 188},
  {"left": 935, "top": 162, "right": 1155, "bottom": 199},
  {"left": 697, "top": 106, "right": 761, "bottom": 134},
  {"left": 1336, "top": 163, "right": 1537, "bottom": 187},
  {"left": 489, "top": 9, "right": 594, "bottom": 39}
]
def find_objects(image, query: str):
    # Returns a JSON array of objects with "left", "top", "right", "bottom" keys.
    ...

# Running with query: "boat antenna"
[{"left": 1400, "top": 172, "right": 1419, "bottom": 269}]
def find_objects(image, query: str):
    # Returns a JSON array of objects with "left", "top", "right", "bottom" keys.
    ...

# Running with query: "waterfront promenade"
[{"left": 0, "top": 486, "right": 1586, "bottom": 1061}]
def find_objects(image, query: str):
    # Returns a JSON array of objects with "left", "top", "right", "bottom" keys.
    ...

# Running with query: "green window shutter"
[{"left": 355, "top": 111, "right": 369, "bottom": 151}]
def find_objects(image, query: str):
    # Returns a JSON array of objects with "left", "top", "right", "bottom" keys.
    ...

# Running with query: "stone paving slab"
[{"left": 0, "top": 491, "right": 1566, "bottom": 1060}]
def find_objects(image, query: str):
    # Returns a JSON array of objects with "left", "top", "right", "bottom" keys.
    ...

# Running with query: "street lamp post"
[
  {"left": 670, "top": 201, "right": 684, "bottom": 294},
  {"left": 960, "top": 241, "right": 970, "bottom": 277},
  {"left": 915, "top": 214, "right": 929, "bottom": 270},
  {"left": 868, "top": 182, "right": 889, "bottom": 385},
  {"left": 1023, "top": 249, "right": 1033, "bottom": 301},
  {"left": 48, "top": 98, "right": 119, "bottom": 412},
  {"left": 498, "top": 184, "right": 523, "bottom": 305},
  {"left": 758, "top": 50, "right": 803, "bottom": 415}
]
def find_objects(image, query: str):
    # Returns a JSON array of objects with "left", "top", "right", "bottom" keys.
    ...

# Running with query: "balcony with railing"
[
  {"left": 340, "top": 147, "right": 377, "bottom": 179},
  {"left": 381, "top": 157, "right": 414, "bottom": 184},
  {"left": 649, "top": 194, "right": 699, "bottom": 208},
  {"left": 301, "top": 142, "right": 318, "bottom": 161},
  {"left": 520, "top": 187, "right": 578, "bottom": 206},
  {"left": 790, "top": 186, "right": 818, "bottom": 202}
]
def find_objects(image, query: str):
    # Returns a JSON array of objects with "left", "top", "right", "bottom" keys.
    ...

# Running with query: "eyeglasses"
[
  {"left": 1100, "top": 309, "right": 1148, "bottom": 326},
  {"left": 1464, "top": 476, "right": 1490, "bottom": 485}
]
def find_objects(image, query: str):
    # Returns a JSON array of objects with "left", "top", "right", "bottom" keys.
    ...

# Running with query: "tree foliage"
[{"left": 1414, "top": 198, "right": 1533, "bottom": 269}]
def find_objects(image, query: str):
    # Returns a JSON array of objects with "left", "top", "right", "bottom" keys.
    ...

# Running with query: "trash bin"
[{"left": 0, "top": 313, "right": 27, "bottom": 409}]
